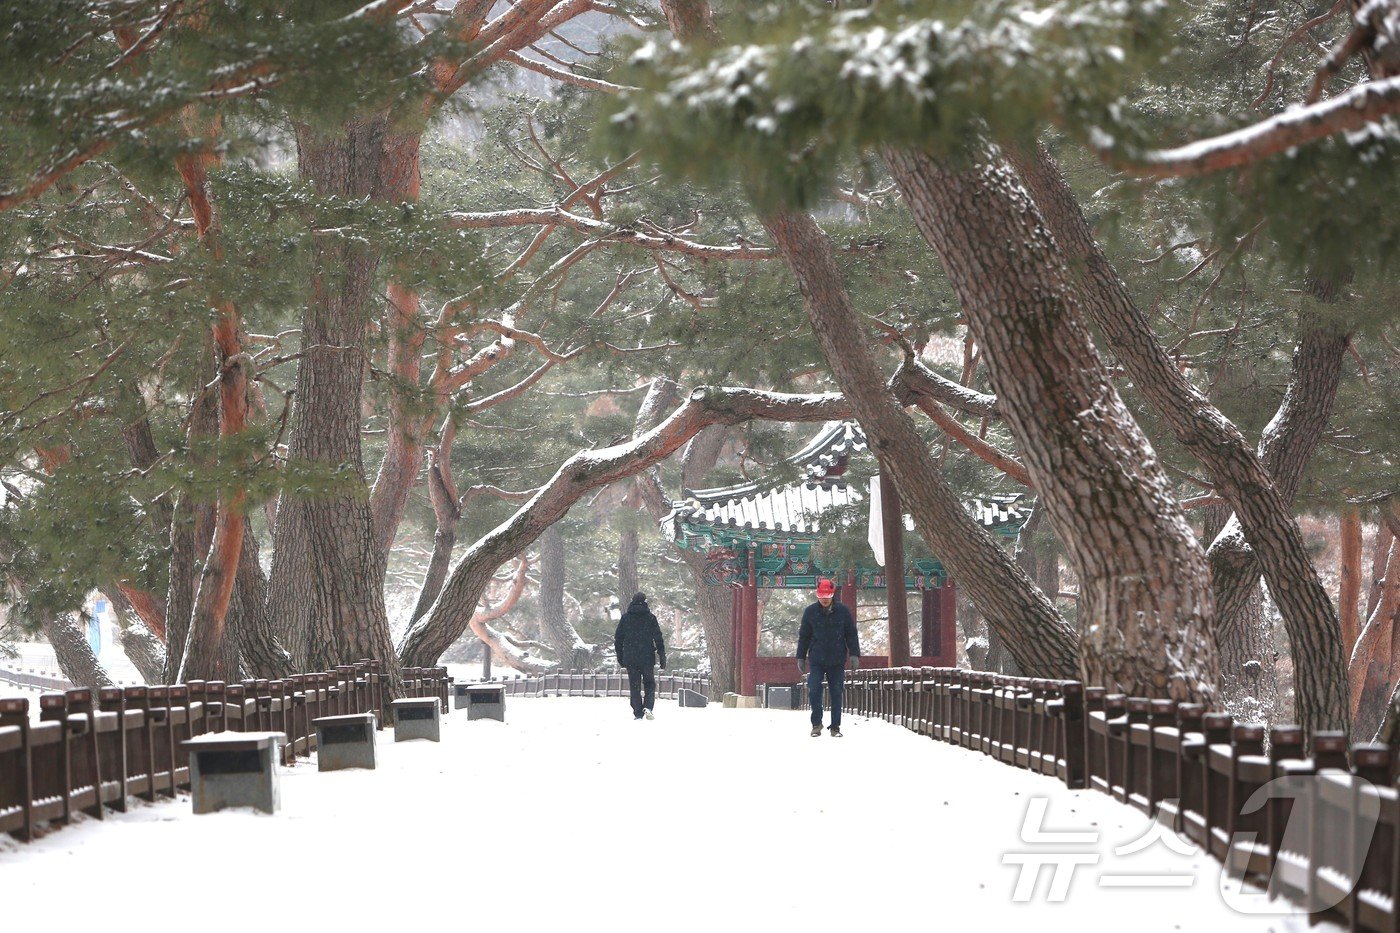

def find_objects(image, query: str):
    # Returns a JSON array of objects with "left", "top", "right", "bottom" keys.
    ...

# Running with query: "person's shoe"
[
  {"left": 634, "top": 714, "right": 644, "bottom": 720},
  {"left": 810, "top": 725, "right": 822, "bottom": 737},
  {"left": 829, "top": 725, "right": 843, "bottom": 738},
  {"left": 644, "top": 709, "right": 655, "bottom": 720}
]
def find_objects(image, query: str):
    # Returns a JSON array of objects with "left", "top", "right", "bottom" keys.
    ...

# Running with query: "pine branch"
[{"left": 1106, "top": 75, "right": 1400, "bottom": 178}]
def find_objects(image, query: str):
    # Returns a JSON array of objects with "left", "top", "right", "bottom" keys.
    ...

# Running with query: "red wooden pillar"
[
  {"left": 880, "top": 466, "right": 910, "bottom": 666},
  {"left": 739, "top": 548, "right": 760, "bottom": 696},
  {"left": 730, "top": 584, "right": 742, "bottom": 666}
]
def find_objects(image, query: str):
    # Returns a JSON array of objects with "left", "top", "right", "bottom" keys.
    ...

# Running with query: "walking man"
[
  {"left": 797, "top": 578, "right": 860, "bottom": 737},
  {"left": 614, "top": 592, "right": 666, "bottom": 720}
]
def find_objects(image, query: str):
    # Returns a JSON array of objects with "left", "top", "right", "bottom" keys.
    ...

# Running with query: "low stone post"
[
  {"left": 181, "top": 732, "right": 285, "bottom": 815},
  {"left": 313, "top": 713, "right": 377, "bottom": 771},
  {"left": 390, "top": 698, "right": 441, "bottom": 742}
]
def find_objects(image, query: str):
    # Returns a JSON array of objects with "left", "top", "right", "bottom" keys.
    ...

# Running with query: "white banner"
[{"left": 868, "top": 474, "right": 884, "bottom": 566}]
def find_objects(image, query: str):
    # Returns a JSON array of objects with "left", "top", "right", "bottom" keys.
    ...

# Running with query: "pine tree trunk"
[
  {"left": 42, "top": 614, "right": 112, "bottom": 689},
  {"left": 538, "top": 523, "right": 592, "bottom": 669},
  {"left": 1368, "top": 521, "right": 1395, "bottom": 621},
  {"left": 164, "top": 374, "right": 218, "bottom": 681},
  {"left": 676, "top": 425, "right": 736, "bottom": 693},
  {"left": 117, "top": 382, "right": 175, "bottom": 540},
  {"left": 368, "top": 131, "right": 428, "bottom": 560},
  {"left": 267, "top": 117, "right": 396, "bottom": 675},
  {"left": 409, "top": 445, "right": 461, "bottom": 626},
  {"left": 1204, "top": 321, "right": 1350, "bottom": 642},
  {"left": 688, "top": 554, "right": 736, "bottom": 694},
  {"left": 1217, "top": 585, "right": 1279, "bottom": 721},
  {"left": 1355, "top": 533, "right": 1400, "bottom": 736},
  {"left": 1341, "top": 504, "right": 1364, "bottom": 654},
  {"left": 105, "top": 587, "right": 166, "bottom": 684},
  {"left": 759, "top": 207, "right": 1080, "bottom": 680},
  {"left": 1009, "top": 143, "right": 1349, "bottom": 734},
  {"left": 617, "top": 526, "right": 640, "bottom": 605},
  {"left": 229, "top": 518, "right": 292, "bottom": 679},
  {"left": 173, "top": 144, "right": 252, "bottom": 683},
  {"left": 883, "top": 146, "right": 1218, "bottom": 702}
]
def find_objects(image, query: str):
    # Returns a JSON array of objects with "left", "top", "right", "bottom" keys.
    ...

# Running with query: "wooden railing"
[
  {"left": 0, "top": 660, "right": 452, "bottom": 843},
  {"left": 492, "top": 669, "right": 710, "bottom": 699},
  {"left": 0, "top": 667, "right": 73, "bottom": 693},
  {"left": 845, "top": 667, "right": 1399, "bottom": 931}
]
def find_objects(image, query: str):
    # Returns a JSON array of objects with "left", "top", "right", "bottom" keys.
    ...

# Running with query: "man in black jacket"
[
  {"left": 796, "top": 578, "right": 860, "bottom": 737},
  {"left": 614, "top": 592, "right": 667, "bottom": 720}
]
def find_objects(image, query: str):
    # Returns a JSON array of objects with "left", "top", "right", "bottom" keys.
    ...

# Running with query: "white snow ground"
[{"left": 0, "top": 698, "right": 1332, "bottom": 932}]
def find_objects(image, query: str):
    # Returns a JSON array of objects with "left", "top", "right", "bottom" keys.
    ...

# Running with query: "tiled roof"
[{"left": 664, "top": 421, "right": 1030, "bottom": 541}]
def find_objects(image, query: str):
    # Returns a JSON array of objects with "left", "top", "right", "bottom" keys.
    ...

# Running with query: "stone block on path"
[
  {"left": 314, "top": 713, "right": 377, "bottom": 771},
  {"left": 764, "top": 685, "right": 799, "bottom": 710},
  {"left": 391, "top": 698, "right": 441, "bottom": 742},
  {"left": 182, "top": 731, "right": 285, "bottom": 815},
  {"left": 464, "top": 684, "right": 506, "bottom": 722},
  {"left": 677, "top": 688, "right": 709, "bottom": 708}
]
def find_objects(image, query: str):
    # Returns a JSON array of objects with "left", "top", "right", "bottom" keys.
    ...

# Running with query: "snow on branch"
[
  {"left": 504, "top": 50, "right": 638, "bottom": 93},
  {"left": 1108, "top": 75, "right": 1400, "bottom": 178},
  {"left": 397, "top": 385, "right": 850, "bottom": 666},
  {"left": 890, "top": 354, "right": 1000, "bottom": 418},
  {"left": 445, "top": 206, "right": 775, "bottom": 260}
]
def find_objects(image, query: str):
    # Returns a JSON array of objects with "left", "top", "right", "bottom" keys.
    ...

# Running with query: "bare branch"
[
  {"left": 445, "top": 206, "right": 775, "bottom": 259},
  {"left": 505, "top": 50, "right": 637, "bottom": 93}
]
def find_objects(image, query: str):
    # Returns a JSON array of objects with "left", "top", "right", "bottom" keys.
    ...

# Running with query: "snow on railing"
[
  {"left": 0, "top": 660, "right": 451, "bottom": 843},
  {"left": 844, "top": 668, "right": 1397, "bottom": 930},
  {"left": 485, "top": 669, "right": 710, "bottom": 700}
]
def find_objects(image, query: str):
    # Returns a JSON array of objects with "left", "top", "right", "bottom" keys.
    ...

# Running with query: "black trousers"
[
  {"left": 626, "top": 666, "right": 656, "bottom": 717},
  {"left": 808, "top": 661, "right": 846, "bottom": 728}
]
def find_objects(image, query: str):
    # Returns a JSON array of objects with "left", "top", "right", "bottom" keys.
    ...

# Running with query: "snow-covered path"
[{"left": 1, "top": 699, "right": 1323, "bottom": 931}]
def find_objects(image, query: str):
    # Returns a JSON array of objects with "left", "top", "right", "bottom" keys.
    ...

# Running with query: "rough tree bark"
[
  {"left": 617, "top": 525, "right": 640, "bottom": 606},
  {"left": 105, "top": 587, "right": 167, "bottom": 684},
  {"left": 267, "top": 116, "right": 397, "bottom": 675},
  {"left": 1009, "top": 143, "right": 1349, "bottom": 733},
  {"left": 1361, "top": 565, "right": 1399, "bottom": 737},
  {"left": 1356, "top": 507, "right": 1400, "bottom": 736},
  {"left": 537, "top": 523, "right": 593, "bottom": 668},
  {"left": 882, "top": 147, "right": 1217, "bottom": 701},
  {"left": 228, "top": 518, "right": 292, "bottom": 679},
  {"left": 758, "top": 208, "right": 1080, "bottom": 680},
  {"left": 1368, "top": 521, "right": 1395, "bottom": 621},
  {"left": 366, "top": 123, "right": 439, "bottom": 563},
  {"left": 409, "top": 423, "right": 464, "bottom": 628},
  {"left": 41, "top": 614, "right": 113, "bottom": 690},
  {"left": 1341, "top": 504, "right": 1364, "bottom": 653},
  {"left": 637, "top": 428, "right": 737, "bottom": 694},
  {"left": 163, "top": 371, "right": 218, "bottom": 681},
  {"left": 173, "top": 141, "right": 251, "bottom": 682}
]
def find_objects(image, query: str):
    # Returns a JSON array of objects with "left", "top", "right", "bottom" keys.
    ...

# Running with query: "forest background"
[{"left": 0, "top": 0, "right": 1395, "bottom": 737}]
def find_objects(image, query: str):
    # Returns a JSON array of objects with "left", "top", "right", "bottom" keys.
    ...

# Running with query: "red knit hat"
[{"left": 816, "top": 578, "right": 835, "bottom": 598}]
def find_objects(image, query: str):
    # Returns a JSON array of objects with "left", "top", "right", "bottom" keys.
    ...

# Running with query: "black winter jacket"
[
  {"left": 614, "top": 598, "right": 666, "bottom": 669},
  {"left": 796, "top": 600, "right": 860, "bottom": 668}
]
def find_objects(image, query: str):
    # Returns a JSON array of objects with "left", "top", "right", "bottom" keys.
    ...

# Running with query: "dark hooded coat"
[{"left": 614, "top": 594, "right": 666, "bottom": 669}]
